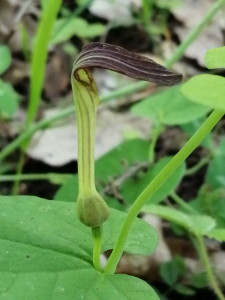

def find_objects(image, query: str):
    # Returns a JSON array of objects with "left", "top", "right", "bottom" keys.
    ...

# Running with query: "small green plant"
[
  {"left": 1, "top": 1, "right": 225, "bottom": 298},
  {"left": 0, "top": 45, "right": 18, "bottom": 117},
  {"left": 1, "top": 42, "right": 225, "bottom": 299},
  {"left": 12, "top": 0, "right": 63, "bottom": 195},
  {"left": 141, "top": 0, "right": 182, "bottom": 40},
  {"left": 42, "top": 44, "right": 225, "bottom": 298},
  {"left": 160, "top": 255, "right": 195, "bottom": 297},
  {"left": 71, "top": 42, "right": 181, "bottom": 278}
]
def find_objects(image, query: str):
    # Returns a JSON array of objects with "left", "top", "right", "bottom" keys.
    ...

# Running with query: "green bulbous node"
[{"left": 77, "top": 192, "right": 109, "bottom": 227}]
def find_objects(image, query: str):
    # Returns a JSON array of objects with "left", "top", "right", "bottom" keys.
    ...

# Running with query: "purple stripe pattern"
[{"left": 73, "top": 42, "right": 182, "bottom": 86}]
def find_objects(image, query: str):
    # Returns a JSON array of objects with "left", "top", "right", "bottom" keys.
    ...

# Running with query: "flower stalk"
[
  {"left": 71, "top": 42, "right": 182, "bottom": 271},
  {"left": 71, "top": 67, "right": 109, "bottom": 228}
]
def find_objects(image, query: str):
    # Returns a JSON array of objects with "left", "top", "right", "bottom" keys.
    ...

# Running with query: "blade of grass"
[
  {"left": 26, "top": 0, "right": 62, "bottom": 126},
  {"left": 51, "top": 0, "right": 94, "bottom": 41},
  {"left": 12, "top": 0, "right": 62, "bottom": 194}
]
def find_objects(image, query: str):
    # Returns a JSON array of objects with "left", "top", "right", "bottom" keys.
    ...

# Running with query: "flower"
[{"left": 73, "top": 42, "right": 182, "bottom": 86}]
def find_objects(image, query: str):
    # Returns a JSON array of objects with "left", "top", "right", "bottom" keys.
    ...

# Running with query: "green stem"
[
  {"left": 149, "top": 123, "right": 163, "bottom": 163},
  {"left": 104, "top": 109, "right": 224, "bottom": 274},
  {"left": 92, "top": 226, "right": 103, "bottom": 272},
  {"left": 196, "top": 235, "right": 225, "bottom": 300},
  {"left": 13, "top": 0, "right": 62, "bottom": 195},
  {"left": 142, "top": 0, "right": 154, "bottom": 32},
  {"left": 11, "top": 151, "right": 25, "bottom": 195},
  {"left": 1, "top": 0, "right": 223, "bottom": 162},
  {"left": 166, "top": 0, "right": 225, "bottom": 67},
  {"left": 170, "top": 191, "right": 197, "bottom": 214},
  {"left": 0, "top": 107, "right": 72, "bottom": 163},
  {"left": 71, "top": 69, "right": 109, "bottom": 228},
  {"left": 72, "top": 69, "right": 97, "bottom": 195},
  {"left": 0, "top": 173, "right": 72, "bottom": 182},
  {"left": 51, "top": 0, "right": 94, "bottom": 40},
  {"left": 185, "top": 152, "right": 212, "bottom": 176},
  {"left": 26, "top": 0, "right": 62, "bottom": 125}
]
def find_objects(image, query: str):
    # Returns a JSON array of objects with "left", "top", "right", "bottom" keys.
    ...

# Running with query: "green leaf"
[
  {"left": 156, "top": 0, "right": 182, "bottom": 9},
  {"left": 121, "top": 157, "right": 185, "bottom": 205},
  {"left": 181, "top": 74, "right": 225, "bottom": 111},
  {"left": 131, "top": 85, "right": 210, "bottom": 125},
  {"left": 173, "top": 256, "right": 187, "bottom": 276},
  {"left": 55, "top": 139, "right": 150, "bottom": 210},
  {"left": 190, "top": 188, "right": 225, "bottom": 228},
  {"left": 160, "top": 256, "right": 186, "bottom": 286},
  {"left": 0, "top": 80, "right": 18, "bottom": 116},
  {"left": 205, "top": 229, "right": 225, "bottom": 242},
  {"left": 77, "top": 0, "right": 90, "bottom": 5},
  {"left": 205, "top": 46, "right": 225, "bottom": 69},
  {"left": 0, "top": 196, "right": 159, "bottom": 299},
  {"left": 0, "top": 45, "right": 11, "bottom": 75},
  {"left": 190, "top": 272, "right": 208, "bottom": 288},
  {"left": 160, "top": 260, "right": 179, "bottom": 286},
  {"left": 206, "top": 138, "right": 225, "bottom": 190},
  {"left": 51, "top": 17, "right": 105, "bottom": 44},
  {"left": 144, "top": 205, "right": 190, "bottom": 229},
  {"left": 211, "top": 192, "right": 225, "bottom": 228},
  {"left": 174, "top": 284, "right": 195, "bottom": 295},
  {"left": 143, "top": 205, "right": 216, "bottom": 236},
  {"left": 188, "top": 215, "right": 216, "bottom": 235}
]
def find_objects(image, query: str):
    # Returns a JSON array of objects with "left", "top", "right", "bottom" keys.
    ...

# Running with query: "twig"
[{"left": 3, "top": 0, "right": 34, "bottom": 43}]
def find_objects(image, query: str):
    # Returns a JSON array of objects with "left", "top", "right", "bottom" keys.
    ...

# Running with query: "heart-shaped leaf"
[
  {"left": 181, "top": 74, "right": 225, "bottom": 111},
  {"left": 0, "top": 80, "right": 18, "bottom": 116},
  {"left": 0, "top": 196, "right": 159, "bottom": 299},
  {"left": 143, "top": 204, "right": 216, "bottom": 236},
  {"left": 205, "top": 229, "right": 225, "bottom": 241},
  {"left": 131, "top": 85, "right": 210, "bottom": 125},
  {"left": 51, "top": 18, "right": 105, "bottom": 44},
  {"left": 0, "top": 45, "right": 11, "bottom": 75},
  {"left": 205, "top": 46, "right": 225, "bottom": 69},
  {"left": 121, "top": 157, "right": 185, "bottom": 205},
  {"left": 55, "top": 139, "right": 150, "bottom": 211}
]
